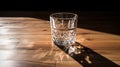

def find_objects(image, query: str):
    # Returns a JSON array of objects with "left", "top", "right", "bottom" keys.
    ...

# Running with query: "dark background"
[
  {"left": 0, "top": 0, "right": 120, "bottom": 11},
  {"left": 0, "top": 1, "right": 120, "bottom": 35}
]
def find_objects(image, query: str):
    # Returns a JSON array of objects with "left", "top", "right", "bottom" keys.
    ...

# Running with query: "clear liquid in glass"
[{"left": 52, "top": 28, "right": 76, "bottom": 47}]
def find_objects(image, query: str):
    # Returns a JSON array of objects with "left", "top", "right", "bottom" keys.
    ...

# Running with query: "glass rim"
[{"left": 50, "top": 12, "right": 78, "bottom": 19}]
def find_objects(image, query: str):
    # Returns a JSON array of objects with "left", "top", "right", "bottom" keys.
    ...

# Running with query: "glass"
[{"left": 50, "top": 12, "right": 78, "bottom": 50}]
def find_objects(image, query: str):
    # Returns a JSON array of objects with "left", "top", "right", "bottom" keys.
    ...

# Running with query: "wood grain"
[
  {"left": 0, "top": 17, "right": 120, "bottom": 67},
  {"left": 0, "top": 17, "right": 82, "bottom": 67}
]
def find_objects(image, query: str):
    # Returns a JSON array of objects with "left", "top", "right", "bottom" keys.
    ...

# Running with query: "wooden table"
[{"left": 0, "top": 17, "right": 120, "bottom": 67}]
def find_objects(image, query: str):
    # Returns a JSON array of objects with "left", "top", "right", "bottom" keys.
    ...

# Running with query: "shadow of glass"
[{"left": 55, "top": 42, "right": 120, "bottom": 67}]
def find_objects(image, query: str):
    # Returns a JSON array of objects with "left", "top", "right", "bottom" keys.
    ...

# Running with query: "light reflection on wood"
[{"left": 0, "top": 17, "right": 119, "bottom": 67}]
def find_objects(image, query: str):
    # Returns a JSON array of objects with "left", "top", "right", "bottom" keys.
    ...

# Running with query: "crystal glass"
[{"left": 50, "top": 12, "right": 78, "bottom": 49}]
